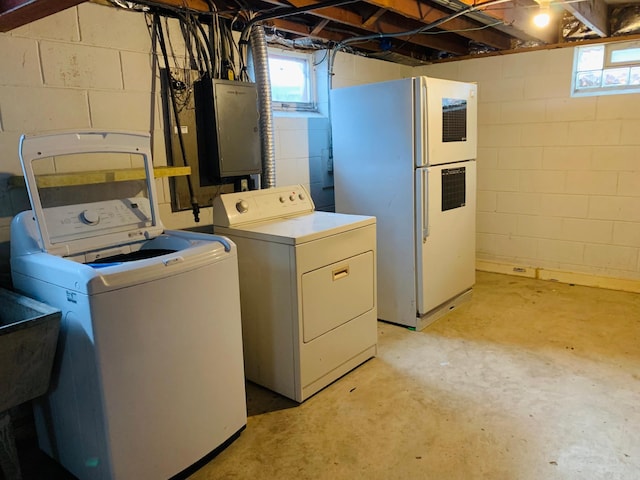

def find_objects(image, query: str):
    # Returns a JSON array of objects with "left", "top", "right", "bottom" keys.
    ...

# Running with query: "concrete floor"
[
  {"left": 18, "top": 271, "right": 640, "bottom": 479},
  {"left": 190, "top": 271, "right": 640, "bottom": 480}
]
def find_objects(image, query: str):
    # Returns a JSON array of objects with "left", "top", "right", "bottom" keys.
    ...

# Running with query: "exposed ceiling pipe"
[
  {"left": 248, "top": 25, "right": 276, "bottom": 189},
  {"left": 239, "top": 0, "right": 360, "bottom": 190}
]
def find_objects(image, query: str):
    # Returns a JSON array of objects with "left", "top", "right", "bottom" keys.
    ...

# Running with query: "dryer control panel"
[{"left": 213, "top": 185, "right": 315, "bottom": 227}]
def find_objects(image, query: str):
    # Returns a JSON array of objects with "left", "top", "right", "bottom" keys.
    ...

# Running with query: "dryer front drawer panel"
[{"left": 301, "top": 250, "right": 374, "bottom": 342}]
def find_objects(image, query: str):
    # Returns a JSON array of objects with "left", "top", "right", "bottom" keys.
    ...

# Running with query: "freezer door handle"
[
  {"left": 422, "top": 82, "right": 427, "bottom": 166},
  {"left": 414, "top": 79, "right": 428, "bottom": 168}
]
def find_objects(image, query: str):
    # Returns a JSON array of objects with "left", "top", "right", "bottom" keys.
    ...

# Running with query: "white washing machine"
[
  {"left": 213, "top": 185, "right": 377, "bottom": 402},
  {"left": 10, "top": 131, "right": 246, "bottom": 480}
]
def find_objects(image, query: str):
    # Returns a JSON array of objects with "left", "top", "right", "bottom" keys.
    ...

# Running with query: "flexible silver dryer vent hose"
[{"left": 249, "top": 25, "right": 276, "bottom": 189}]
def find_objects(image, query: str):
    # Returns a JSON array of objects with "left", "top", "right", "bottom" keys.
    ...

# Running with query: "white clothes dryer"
[
  {"left": 10, "top": 131, "right": 246, "bottom": 480},
  {"left": 213, "top": 185, "right": 377, "bottom": 402}
]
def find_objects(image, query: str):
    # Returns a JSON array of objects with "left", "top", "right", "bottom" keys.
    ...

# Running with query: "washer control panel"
[
  {"left": 43, "top": 198, "right": 153, "bottom": 244},
  {"left": 213, "top": 185, "right": 314, "bottom": 227}
]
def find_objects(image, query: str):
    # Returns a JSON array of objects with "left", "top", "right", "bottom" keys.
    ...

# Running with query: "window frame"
[
  {"left": 268, "top": 47, "right": 318, "bottom": 113},
  {"left": 572, "top": 40, "right": 640, "bottom": 97},
  {"left": 606, "top": 41, "right": 640, "bottom": 68}
]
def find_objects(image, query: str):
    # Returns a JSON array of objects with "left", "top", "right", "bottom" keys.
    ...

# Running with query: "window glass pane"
[
  {"left": 576, "top": 46, "right": 604, "bottom": 71},
  {"left": 576, "top": 70, "right": 602, "bottom": 89},
  {"left": 611, "top": 48, "right": 640, "bottom": 64},
  {"left": 573, "top": 42, "right": 640, "bottom": 97},
  {"left": 269, "top": 56, "right": 310, "bottom": 103},
  {"left": 602, "top": 68, "right": 629, "bottom": 86}
]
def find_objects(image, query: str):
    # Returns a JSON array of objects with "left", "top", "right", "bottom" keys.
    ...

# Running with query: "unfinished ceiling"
[{"left": 2, "top": 0, "right": 640, "bottom": 64}]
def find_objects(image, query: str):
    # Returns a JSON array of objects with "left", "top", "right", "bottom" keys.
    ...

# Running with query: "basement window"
[
  {"left": 268, "top": 49, "right": 317, "bottom": 112},
  {"left": 572, "top": 40, "right": 640, "bottom": 97}
]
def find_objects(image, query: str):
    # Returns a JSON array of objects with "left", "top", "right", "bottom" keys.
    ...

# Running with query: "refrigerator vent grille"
[
  {"left": 442, "top": 98, "right": 467, "bottom": 142},
  {"left": 442, "top": 167, "right": 466, "bottom": 211}
]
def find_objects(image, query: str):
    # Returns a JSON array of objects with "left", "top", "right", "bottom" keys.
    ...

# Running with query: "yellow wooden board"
[{"left": 8, "top": 166, "right": 191, "bottom": 188}]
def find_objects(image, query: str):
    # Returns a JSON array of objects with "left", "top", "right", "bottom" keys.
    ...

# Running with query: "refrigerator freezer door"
[
  {"left": 415, "top": 77, "right": 478, "bottom": 167},
  {"left": 415, "top": 161, "right": 476, "bottom": 315}
]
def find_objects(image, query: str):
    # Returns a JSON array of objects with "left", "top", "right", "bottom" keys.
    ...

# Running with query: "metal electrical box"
[
  {"left": 160, "top": 69, "right": 235, "bottom": 212},
  {"left": 195, "top": 76, "right": 261, "bottom": 182}
]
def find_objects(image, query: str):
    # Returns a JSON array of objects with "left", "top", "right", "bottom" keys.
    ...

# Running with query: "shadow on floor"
[
  {"left": 10, "top": 381, "right": 295, "bottom": 479},
  {"left": 245, "top": 381, "right": 298, "bottom": 416},
  {"left": 14, "top": 437, "right": 76, "bottom": 480}
]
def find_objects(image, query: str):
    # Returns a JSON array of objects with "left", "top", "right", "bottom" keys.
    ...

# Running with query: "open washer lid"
[{"left": 19, "top": 131, "right": 164, "bottom": 257}]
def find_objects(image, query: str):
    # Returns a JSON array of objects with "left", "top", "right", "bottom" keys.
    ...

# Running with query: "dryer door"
[{"left": 301, "top": 250, "right": 375, "bottom": 342}]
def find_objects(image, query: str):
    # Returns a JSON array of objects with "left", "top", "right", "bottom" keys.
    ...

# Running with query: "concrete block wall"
[
  {"left": 0, "top": 5, "right": 168, "bottom": 217},
  {"left": 274, "top": 114, "right": 334, "bottom": 210},
  {"left": 270, "top": 47, "right": 325, "bottom": 206},
  {"left": 331, "top": 52, "right": 413, "bottom": 89},
  {"left": 415, "top": 48, "right": 640, "bottom": 286}
]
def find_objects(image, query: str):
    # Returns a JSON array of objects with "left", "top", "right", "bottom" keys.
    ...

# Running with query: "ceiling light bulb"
[{"left": 533, "top": 6, "right": 550, "bottom": 28}]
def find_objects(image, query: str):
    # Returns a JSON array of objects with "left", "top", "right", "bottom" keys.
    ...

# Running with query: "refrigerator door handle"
[{"left": 418, "top": 168, "right": 429, "bottom": 242}]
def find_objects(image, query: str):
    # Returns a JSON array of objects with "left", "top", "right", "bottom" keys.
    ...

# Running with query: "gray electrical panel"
[
  {"left": 160, "top": 69, "right": 236, "bottom": 212},
  {"left": 195, "top": 76, "right": 261, "bottom": 182}
]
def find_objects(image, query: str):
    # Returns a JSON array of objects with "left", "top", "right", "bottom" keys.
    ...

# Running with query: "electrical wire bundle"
[{"left": 110, "top": 0, "right": 248, "bottom": 221}]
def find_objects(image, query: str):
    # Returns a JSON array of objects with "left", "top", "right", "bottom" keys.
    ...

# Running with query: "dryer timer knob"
[{"left": 236, "top": 200, "right": 249, "bottom": 213}]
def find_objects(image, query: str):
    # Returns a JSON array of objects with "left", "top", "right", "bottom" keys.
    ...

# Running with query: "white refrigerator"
[{"left": 331, "top": 76, "right": 477, "bottom": 330}]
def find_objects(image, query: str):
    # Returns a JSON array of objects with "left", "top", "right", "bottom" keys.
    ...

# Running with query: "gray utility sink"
[{"left": 0, "top": 288, "right": 61, "bottom": 480}]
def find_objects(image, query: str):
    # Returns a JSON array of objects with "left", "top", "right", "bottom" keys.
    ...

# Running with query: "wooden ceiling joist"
[
  {"left": 362, "top": 7, "right": 387, "bottom": 28},
  {"left": 563, "top": 0, "right": 608, "bottom": 38},
  {"left": 365, "top": 0, "right": 511, "bottom": 50},
  {"left": 456, "top": 0, "right": 558, "bottom": 44},
  {"left": 310, "top": 18, "right": 331, "bottom": 35},
  {"left": 270, "top": 17, "right": 427, "bottom": 59},
  {"left": 1, "top": 0, "right": 634, "bottom": 66},
  {"left": 0, "top": 0, "right": 85, "bottom": 32},
  {"left": 285, "top": 0, "right": 469, "bottom": 54}
]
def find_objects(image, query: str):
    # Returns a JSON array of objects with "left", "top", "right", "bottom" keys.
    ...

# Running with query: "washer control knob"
[
  {"left": 279, "top": 196, "right": 286, "bottom": 203},
  {"left": 289, "top": 194, "right": 296, "bottom": 201},
  {"left": 236, "top": 200, "right": 249, "bottom": 213},
  {"left": 80, "top": 209, "right": 100, "bottom": 225},
  {"left": 298, "top": 193, "right": 306, "bottom": 200}
]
